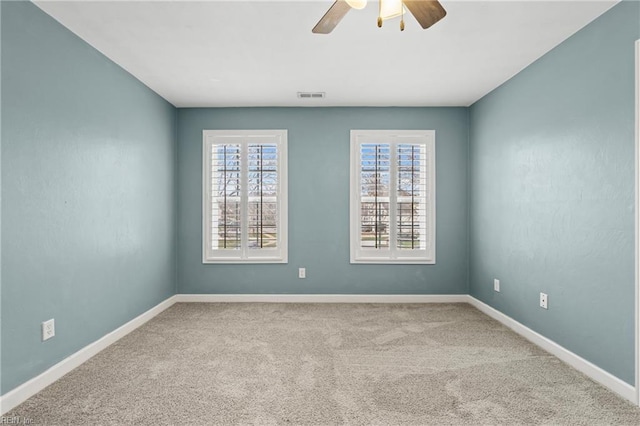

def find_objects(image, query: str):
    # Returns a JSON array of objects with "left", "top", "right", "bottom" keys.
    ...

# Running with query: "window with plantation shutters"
[
  {"left": 203, "top": 130, "right": 287, "bottom": 263},
  {"left": 350, "top": 130, "right": 435, "bottom": 264}
]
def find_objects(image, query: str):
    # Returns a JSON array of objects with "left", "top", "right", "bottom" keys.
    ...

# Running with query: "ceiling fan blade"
[
  {"left": 404, "top": 0, "right": 447, "bottom": 29},
  {"left": 312, "top": 0, "right": 352, "bottom": 34}
]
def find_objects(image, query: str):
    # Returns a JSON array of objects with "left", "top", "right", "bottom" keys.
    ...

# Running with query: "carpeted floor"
[{"left": 7, "top": 303, "right": 640, "bottom": 425}]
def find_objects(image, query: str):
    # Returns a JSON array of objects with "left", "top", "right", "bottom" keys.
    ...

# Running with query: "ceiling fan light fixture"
[
  {"left": 312, "top": 0, "right": 446, "bottom": 34},
  {"left": 379, "top": 0, "right": 405, "bottom": 21},
  {"left": 345, "top": 0, "right": 368, "bottom": 10}
]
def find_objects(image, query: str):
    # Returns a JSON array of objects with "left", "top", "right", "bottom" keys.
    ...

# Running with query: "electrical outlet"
[
  {"left": 298, "top": 267, "right": 306, "bottom": 279},
  {"left": 493, "top": 279, "right": 500, "bottom": 292},
  {"left": 540, "top": 293, "right": 548, "bottom": 309},
  {"left": 42, "top": 319, "right": 55, "bottom": 341}
]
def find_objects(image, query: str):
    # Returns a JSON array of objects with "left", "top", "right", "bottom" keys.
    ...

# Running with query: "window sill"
[
  {"left": 202, "top": 258, "right": 288, "bottom": 264},
  {"left": 350, "top": 258, "right": 435, "bottom": 265}
]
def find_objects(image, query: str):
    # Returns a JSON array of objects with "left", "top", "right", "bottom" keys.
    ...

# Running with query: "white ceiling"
[{"left": 34, "top": 0, "right": 618, "bottom": 107}]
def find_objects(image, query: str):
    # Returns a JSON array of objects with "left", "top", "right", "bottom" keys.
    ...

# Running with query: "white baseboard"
[
  {"left": 175, "top": 294, "right": 469, "bottom": 304},
  {"left": 467, "top": 296, "right": 636, "bottom": 404},
  {"left": 0, "top": 295, "right": 178, "bottom": 415}
]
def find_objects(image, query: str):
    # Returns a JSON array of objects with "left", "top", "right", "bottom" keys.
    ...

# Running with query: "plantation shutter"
[
  {"left": 203, "top": 130, "right": 287, "bottom": 263},
  {"left": 350, "top": 130, "right": 435, "bottom": 264}
]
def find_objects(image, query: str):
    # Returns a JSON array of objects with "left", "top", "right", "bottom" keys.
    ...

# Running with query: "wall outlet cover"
[
  {"left": 494, "top": 279, "right": 500, "bottom": 292},
  {"left": 42, "top": 319, "right": 55, "bottom": 341},
  {"left": 540, "top": 293, "right": 548, "bottom": 309}
]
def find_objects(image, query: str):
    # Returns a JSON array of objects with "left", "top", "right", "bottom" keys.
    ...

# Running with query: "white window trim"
[
  {"left": 203, "top": 129, "right": 288, "bottom": 264},
  {"left": 350, "top": 130, "right": 436, "bottom": 264}
]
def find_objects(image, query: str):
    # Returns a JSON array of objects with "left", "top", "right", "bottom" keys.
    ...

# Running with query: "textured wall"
[
  {"left": 469, "top": 1, "right": 639, "bottom": 385},
  {"left": 177, "top": 107, "right": 469, "bottom": 295},
  {"left": 1, "top": 2, "right": 177, "bottom": 393}
]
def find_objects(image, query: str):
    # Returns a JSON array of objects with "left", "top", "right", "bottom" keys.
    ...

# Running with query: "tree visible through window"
[
  {"left": 351, "top": 130, "right": 435, "bottom": 264},
  {"left": 203, "top": 130, "right": 287, "bottom": 263}
]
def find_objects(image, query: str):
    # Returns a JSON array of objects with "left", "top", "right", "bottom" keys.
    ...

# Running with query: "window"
[
  {"left": 350, "top": 130, "right": 435, "bottom": 264},
  {"left": 203, "top": 130, "right": 287, "bottom": 263}
]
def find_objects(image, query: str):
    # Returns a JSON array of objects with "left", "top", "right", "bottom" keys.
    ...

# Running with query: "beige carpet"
[{"left": 7, "top": 303, "right": 640, "bottom": 425}]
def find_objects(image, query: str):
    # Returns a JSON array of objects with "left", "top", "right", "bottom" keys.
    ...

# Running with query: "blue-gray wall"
[
  {"left": 469, "top": 1, "right": 640, "bottom": 385},
  {"left": 1, "top": 1, "right": 177, "bottom": 393},
  {"left": 177, "top": 108, "right": 469, "bottom": 295}
]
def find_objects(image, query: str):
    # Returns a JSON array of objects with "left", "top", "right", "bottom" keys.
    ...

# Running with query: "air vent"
[{"left": 297, "top": 92, "right": 325, "bottom": 99}]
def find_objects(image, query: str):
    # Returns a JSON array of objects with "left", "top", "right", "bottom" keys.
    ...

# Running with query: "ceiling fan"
[{"left": 312, "top": 0, "right": 446, "bottom": 34}]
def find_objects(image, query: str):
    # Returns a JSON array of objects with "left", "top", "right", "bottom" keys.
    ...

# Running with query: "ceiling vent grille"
[{"left": 297, "top": 92, "right": 325, "bottom": 99}]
